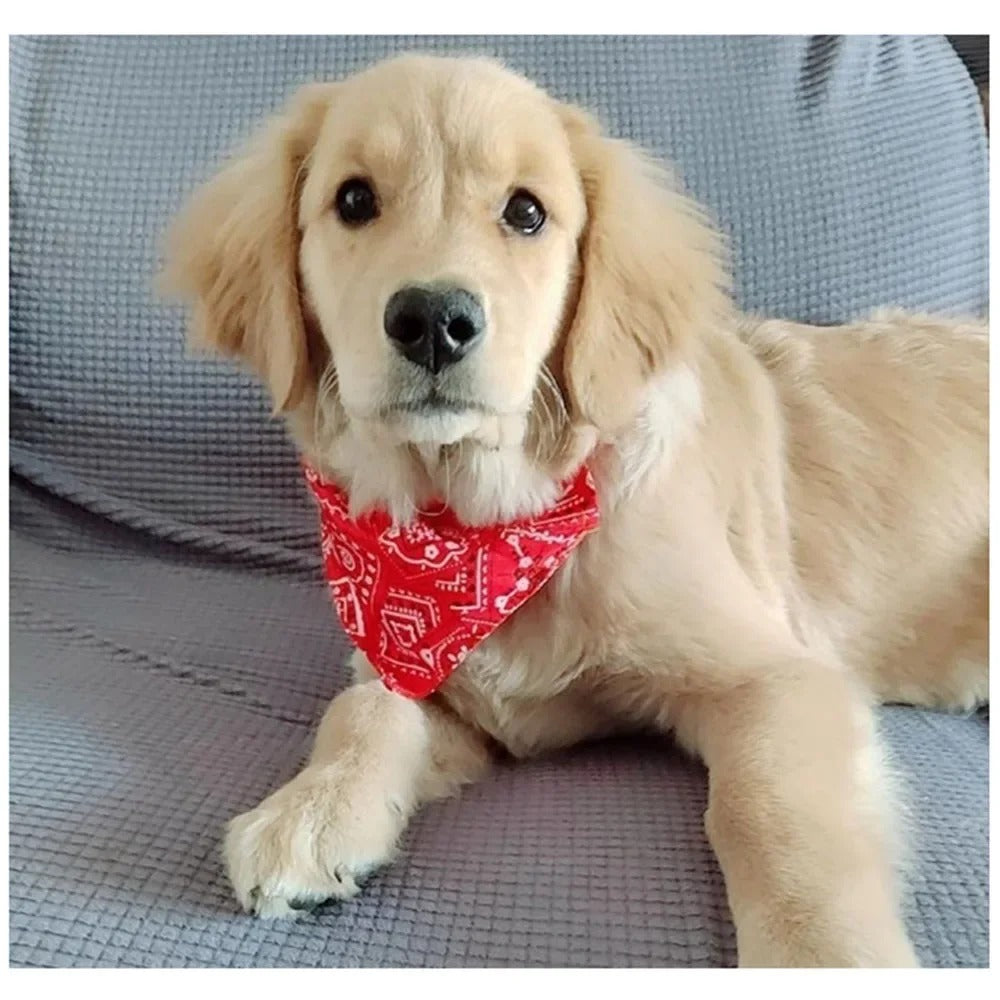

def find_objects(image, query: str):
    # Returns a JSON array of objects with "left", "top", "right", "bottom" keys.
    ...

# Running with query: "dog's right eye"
[{"left": 335, "top": 178, "right": 379, "bottom": 226}]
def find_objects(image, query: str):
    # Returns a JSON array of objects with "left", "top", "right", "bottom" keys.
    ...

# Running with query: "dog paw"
[{"left": 223, "top": 763, "right": 405, "bottom": 919}]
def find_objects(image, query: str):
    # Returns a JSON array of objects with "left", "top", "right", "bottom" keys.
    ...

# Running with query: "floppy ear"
[
  {"left": 556, "top": 105, "right": 730, "bottom": 435},
  {"left": 160, "top": 83, "right": 335, "bottom": 414}
]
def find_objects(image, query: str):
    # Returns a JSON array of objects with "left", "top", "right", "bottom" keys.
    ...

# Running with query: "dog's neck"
[{"left": 292, "top": 363, "right": 703, "bottom": 527}]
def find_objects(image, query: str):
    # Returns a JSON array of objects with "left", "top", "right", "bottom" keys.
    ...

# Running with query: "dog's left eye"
[
  {"left": 502, "top": 189, "right": 546, "bottom": 235},
  {"left": 335, "top": 178, "right": 379, "bottom": 226}
]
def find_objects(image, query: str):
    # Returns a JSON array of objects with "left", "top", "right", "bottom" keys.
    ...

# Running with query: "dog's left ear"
[{"left": 555, "top": 104, "right": 730, "bottom": 435}]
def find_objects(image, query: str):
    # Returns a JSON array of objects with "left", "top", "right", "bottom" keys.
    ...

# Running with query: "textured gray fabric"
[
  {"left": 9, "top": 34, "right": 989, "bottom": 968},
  {"left": 8, "top": 485, "right": 990, "bottom": 967}
]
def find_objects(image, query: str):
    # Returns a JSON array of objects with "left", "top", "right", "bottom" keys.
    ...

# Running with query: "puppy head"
[
  {"left": 163, "top": 55, "right": 727, "bottom": 516},
  {"left": 295, "top": 56, "right": 590, "bottom": 453}
]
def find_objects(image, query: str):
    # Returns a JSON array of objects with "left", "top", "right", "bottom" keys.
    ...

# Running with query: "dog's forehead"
[{"left": 320, "top": 58, "right": 570, "bottom": 181}]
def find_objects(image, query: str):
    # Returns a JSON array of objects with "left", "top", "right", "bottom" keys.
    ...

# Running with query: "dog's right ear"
[{"left": 159, "top": 83, "right": 336, "bottom": 414}]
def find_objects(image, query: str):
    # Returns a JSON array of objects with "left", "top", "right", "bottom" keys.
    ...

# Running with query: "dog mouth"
[
  {"left": 379, "top": 390, "right": 493, "bottom": 418},
  {"left": 373, "top": 390, "right": 494, "bottom": 447}
]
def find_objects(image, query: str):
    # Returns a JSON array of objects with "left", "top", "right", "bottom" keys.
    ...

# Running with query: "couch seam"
[{"left": 11, "top": 600, "right": 317, "bottom": 728}]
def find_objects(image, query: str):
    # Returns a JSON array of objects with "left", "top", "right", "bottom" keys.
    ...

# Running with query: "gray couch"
[{"left": 9, "top": 35, "right": 989, "bottom": 968}]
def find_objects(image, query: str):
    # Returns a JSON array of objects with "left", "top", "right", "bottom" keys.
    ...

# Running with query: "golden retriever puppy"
[{"left": 162, "top": 54, "right": 988, "bottom": 967}]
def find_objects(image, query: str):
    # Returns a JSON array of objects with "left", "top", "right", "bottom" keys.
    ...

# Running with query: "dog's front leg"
[
  {"left": 224, "top": 651, "right": 492, "bottom": 918},
  {"left": 670, "top": 662, "right": 918, "bottom": 967}
]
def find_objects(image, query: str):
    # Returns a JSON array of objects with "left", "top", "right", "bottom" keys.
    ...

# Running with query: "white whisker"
[{"left": 313, "top": 362, "right": 341, "bottom": 450}]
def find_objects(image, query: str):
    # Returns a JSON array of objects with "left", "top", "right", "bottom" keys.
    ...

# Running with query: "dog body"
[{"left": 164, "top": 55, "right": 988, "bottom": 966}]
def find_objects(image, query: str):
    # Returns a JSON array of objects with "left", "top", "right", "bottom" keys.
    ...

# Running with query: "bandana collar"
[{"left": 304, "top": 463, "right": 601, "bottom": 698}]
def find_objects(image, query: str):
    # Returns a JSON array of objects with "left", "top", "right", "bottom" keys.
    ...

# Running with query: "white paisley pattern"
[{"left": 303, "top": 464, "right": 601, "bottom": 698}]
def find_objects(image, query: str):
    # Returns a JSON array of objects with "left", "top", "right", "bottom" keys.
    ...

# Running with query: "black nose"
[{"left": 383, "top": 285, "right": 486, "bottom": 374}]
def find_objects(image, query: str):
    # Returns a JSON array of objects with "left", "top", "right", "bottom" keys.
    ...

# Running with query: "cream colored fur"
[{"left": 162, "top": 55, "right": 988, "bottom": 967}]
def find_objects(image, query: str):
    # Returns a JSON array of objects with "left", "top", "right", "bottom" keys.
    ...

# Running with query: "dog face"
[
  {"left": 163, "top": 55, "right": 727, "bottom": 519},
  {"left": 296, "top": 57, "right": 587, "bottom": 449}
]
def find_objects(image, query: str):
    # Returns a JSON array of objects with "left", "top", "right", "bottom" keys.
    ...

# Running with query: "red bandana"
[{"left": 304, "top": 463, "right": 601, "bottom": 699}]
